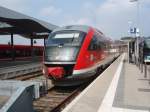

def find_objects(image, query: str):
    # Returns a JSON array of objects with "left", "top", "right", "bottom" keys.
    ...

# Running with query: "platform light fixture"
[{"left": 129, "top": 0, "right": 140, "bottom": 37}]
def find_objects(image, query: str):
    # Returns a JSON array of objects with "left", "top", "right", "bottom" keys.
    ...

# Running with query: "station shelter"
[{"left": 0, "top": 6, "right": 58, "bottom": 60}]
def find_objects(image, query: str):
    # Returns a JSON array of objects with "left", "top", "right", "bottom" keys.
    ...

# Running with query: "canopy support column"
[
  {"left": 44, "top": 38, "right": 46, "bottom": 46},
  {"left": 30, "top": 38, "right": 34, "bottom": 60},
  {"left": 11, "top": 33, "right": 15, "bottom": 60}
]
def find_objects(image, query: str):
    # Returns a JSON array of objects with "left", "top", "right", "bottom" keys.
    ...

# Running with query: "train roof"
[
  {"left": 52, "top": 25, "right": 91, "bottom": 33},
  {"left": 51, "top": 25, "right": 109, "bottom": 41}
]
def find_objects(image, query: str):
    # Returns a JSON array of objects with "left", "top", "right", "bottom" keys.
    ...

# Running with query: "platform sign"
[
  {"left": 130, "top": 27, "right": 136, "bottom": 34},
  {"left": 130, "top": 27, "right": 140, "bottom": 37}
]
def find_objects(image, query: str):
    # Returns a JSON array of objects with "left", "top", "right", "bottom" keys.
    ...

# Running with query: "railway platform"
[
  {"left": 0, "top": 62, "right": 42, "bottom": 80},
  {"left": 62, "top": 53, "right": 150, "bottom": 112},
  {"left": 0, "top": 57, "right": 42, "bottom": 68}
]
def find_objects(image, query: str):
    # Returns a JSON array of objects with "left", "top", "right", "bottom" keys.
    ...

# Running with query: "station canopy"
[{"left": 0, "top": 6, "right": 58, "bottom": 39}]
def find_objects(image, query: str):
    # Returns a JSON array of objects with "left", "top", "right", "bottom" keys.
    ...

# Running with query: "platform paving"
[
  {"left": 113, "top": 57, "right": 150, "bottom": 111},
  {"left": 62, "top": 54, "right": 123, "bottom": 112},
  {"left": 62, "top": 53, "right": 150, "bottom": 112},
  {"left": 0, "top": 95, "right": 9, "bottom": 109}
]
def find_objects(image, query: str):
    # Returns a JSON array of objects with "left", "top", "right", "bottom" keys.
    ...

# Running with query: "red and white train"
[
  {"left": 0, "top": 44, "right": 43, "bottom": 61},
  {"left": 43, "top": 25, "right": 119, "bottom": 86}
]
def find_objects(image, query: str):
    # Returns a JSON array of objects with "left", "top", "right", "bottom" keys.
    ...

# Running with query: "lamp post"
[
  {"left": 130, "top": 0, "right": 140, "bottom": 37},
  {"left": 130, "top": 0, "right": 140, "bottom": 66},
  {"left": 128, "top": 21, "right": 133, "bottom": 37},
  {"left": 130, "top": 0, "right": 139, "bottom": 28}
]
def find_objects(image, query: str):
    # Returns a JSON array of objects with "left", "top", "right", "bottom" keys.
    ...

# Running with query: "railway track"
[
  {"left": 9, "top": 71, "right": 43, "bottom": 81},
  {"left": 33, "top": 85, "right": 86, "bottom": 112}
]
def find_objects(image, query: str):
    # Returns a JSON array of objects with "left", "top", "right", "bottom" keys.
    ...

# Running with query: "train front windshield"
[{"left": 45, "top": 31, "right": 86, "bottom": 62}]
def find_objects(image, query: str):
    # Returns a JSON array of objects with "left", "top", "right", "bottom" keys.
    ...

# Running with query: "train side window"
[
  {"left": 95, "top": 34, "right": 103, "bottom": 50},
  {"left": 88, "top": 35, "right": 98, "bottom": 51},
  {"left": 98, "top": 42, "right": 102, "bottom": 50},
  {"left": 95, "top": 32, "right": 104, "bottom": 50},
  {"left": 97, "top": 36, "right": 106, "bottom": 50}
]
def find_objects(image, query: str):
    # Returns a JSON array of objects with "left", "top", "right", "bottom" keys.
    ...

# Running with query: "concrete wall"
[{"left": 0, "top": 80, "right": 40, "bottom": 112}]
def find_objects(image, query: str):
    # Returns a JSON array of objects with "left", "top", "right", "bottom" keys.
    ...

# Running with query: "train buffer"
[{"left": 62, "top": 53, "right": 150, "bottom": 112}]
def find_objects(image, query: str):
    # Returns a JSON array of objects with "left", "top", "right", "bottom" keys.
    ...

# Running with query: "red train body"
[
  {"left": 0, "top": 44, "right": 43, "bottom": 61},
  {"left": 43, "top": 25, "right": 118, "bottom": 86}
]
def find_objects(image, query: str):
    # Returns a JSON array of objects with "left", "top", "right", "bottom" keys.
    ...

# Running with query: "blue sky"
[{"left": 0, "top": 0, "right": 150, "bottom": 45}]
